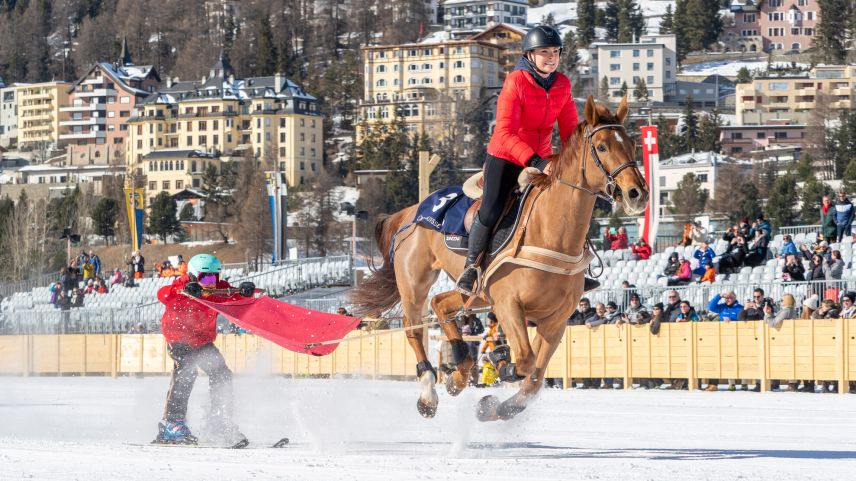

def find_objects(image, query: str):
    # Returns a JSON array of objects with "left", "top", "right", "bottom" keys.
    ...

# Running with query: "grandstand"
[{"left": 0, "top": 256, "right": 351, "bottom": 334}]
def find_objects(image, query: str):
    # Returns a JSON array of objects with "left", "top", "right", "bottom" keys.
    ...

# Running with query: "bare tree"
[{"left": 234, "top": 151, "right": 273, "bottom": 267}]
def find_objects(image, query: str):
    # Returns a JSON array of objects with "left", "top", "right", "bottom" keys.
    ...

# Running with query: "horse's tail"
[{"left": 349, "top": 209, "right": 407, "bottom": 317}]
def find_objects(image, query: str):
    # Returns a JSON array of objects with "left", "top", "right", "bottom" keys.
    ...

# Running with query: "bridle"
[{"left": 557, "top": 123, "right": 637, "bottom": 204}]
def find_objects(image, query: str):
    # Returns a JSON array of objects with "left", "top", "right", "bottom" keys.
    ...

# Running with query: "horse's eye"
[{"left": 597, "top": 144, "right": 607, "bottom": 153}]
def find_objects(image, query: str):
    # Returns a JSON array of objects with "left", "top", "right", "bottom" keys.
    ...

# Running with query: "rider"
[
  {"left": 456, "top": 25, "right": 599, "bottom": 295},
  {"left": 153, "top": 253, "right": 256, "bottom": 445}
]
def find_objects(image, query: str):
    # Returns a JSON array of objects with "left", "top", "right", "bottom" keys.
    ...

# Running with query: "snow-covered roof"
[
  {"left": 681, "top": 60, "right": 809, "bottom": 78},
  {"left": 143, "top": 149, "right": 219, "bottom": 160},
  {"left": 659, "top": 151, "right": 747, "bottom": 168}
]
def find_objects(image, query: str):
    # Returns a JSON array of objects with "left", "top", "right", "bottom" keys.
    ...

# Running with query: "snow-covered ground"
[
  {"left": 681, "top": 60, "right": 809, "bottom": 77},
  {"left": 3, "top": 376, "right": 856, "bottom": 480}
]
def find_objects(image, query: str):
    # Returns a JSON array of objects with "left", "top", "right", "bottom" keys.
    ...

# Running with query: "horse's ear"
[
  {"left": 584, "top": 96, "right": 598, "bottom": 126},
  {"left": 615, "top": 95, "right": 629, "bottom": 125}
]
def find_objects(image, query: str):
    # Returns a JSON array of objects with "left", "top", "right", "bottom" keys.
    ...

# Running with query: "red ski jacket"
[
  {"left": 158, "top": 274, "right": 241, "bottom": 348},
  {"left": 486, "top": 69, "right": 578, "bottom": 167}
]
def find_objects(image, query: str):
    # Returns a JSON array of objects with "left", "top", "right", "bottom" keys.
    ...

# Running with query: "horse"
[{"left": 350, "top": 96, "right": 649, "bottom": 421}]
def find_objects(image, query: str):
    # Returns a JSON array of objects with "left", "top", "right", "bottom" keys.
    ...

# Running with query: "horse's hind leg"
[
  {"left": 399, "top": 269, "right": 440, "bottom": 418},
  {"left": 431, "top": 290, "right": 488, "bottom": 396},
  {"left": 478, "top": 313, "right": 566, "bottom": 422}
]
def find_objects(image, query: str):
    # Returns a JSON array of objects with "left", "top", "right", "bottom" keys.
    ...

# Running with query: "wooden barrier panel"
[
  {"left": 31, "top": 335, "right": 60, "bottom": 374},
  {"left": 0, "top": 335, "right": 27, "bottom": 374}
]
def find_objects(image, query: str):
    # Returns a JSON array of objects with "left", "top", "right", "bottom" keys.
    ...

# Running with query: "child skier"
[{"left": 153, "top": 253, "right": 255, "bottom": 446}]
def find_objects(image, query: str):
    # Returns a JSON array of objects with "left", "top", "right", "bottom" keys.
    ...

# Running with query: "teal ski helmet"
[{"left": 188, "top": 253, "right": 221, "bottom": 284}]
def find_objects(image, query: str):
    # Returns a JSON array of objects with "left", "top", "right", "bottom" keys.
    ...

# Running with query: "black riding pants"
[
  {"left": 163, "top": 342, "right": 234, "bottom": 423},
  {"left": 478, "top": 154, "right": 524, "bottom": 228}
]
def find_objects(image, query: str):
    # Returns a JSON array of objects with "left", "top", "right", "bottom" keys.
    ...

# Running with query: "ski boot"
[{"left": 152, "top": 420, "right": 198, "bottom": 445}]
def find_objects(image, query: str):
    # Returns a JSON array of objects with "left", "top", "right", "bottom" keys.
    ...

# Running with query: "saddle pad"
[
  {"left": 414, "top": 186, "right": 474, "bottom": 236},
  {"left": 442, "top": 184, "right": 532, "bottom": 256}
]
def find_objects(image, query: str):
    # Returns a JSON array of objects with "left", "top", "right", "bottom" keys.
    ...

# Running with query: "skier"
[
  {"left": 455, "top": 25, "right": 599, "bottom": 296},
  {"left": 153, "top": 253, "right": 256, "bottom": 446}
]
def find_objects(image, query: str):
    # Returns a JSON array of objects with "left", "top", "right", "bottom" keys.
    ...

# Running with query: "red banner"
[
  {"left": 640, "top": 125, "right": 659, "bottom": 245},
  {"left": 192, "top": 296, "right": 361, "bottom": 356}
]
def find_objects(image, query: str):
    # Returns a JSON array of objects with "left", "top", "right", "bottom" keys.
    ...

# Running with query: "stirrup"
[{"left": 455, "top": 265, "right": 482, "bottom": 297}]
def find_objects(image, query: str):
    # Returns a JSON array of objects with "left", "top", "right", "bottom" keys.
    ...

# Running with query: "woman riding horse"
[{"left": 456, "top": 25, "right": 599, "bottom": 296}]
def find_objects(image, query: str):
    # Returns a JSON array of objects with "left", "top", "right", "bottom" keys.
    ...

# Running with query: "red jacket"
[
  {"left": 158, "top": 275, "right": 241, "bottom": 348},
  {"left": 605, "top": 232, "right": 628, "bottom": 250},
  {"left": 486, "top": 69, "right": 578, "bottom": 166},
  {"left": 631, "top": 243, "right": 652, "bottom": 260}
]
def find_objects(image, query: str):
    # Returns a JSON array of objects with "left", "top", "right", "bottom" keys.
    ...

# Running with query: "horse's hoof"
[
  {"left": 476, "top": 395, "right": 501, "bottom": 422},
  {"left": 445, "top": 371, "right": 467, "bottom": 397},
  {"left": 417, "top": 398, "right": 437, "bottom": 418},
  {"left": 497, "top": 400, "right": 526, "bottom": 420}
]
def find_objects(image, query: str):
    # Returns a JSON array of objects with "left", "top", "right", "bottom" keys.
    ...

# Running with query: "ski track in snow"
[{"left": 2, "top": 376, "right": 856, "bottom": 480}]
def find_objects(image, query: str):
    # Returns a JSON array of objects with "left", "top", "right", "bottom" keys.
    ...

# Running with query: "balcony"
[
  {"left": 831, "top": 99, "right": 853, "bottom": 109},
  {"left": 794, "top": 87, "right": 816, "bottom": 96},
  {"left": 830, "top": 87, "right": 851, "bottom": 96},
  {"left": 59, "top": 117, "right": 106, "bottom": 127},
  {"left": 22, "top": 112, "right": 54, "bottom": 122},
  {"left": 59, "top": 131, "right": 104, "bottom": 140},
  {"left": 81, "top": 77, "right": 105, "bottom": 85},
  {"left": 76, "top": 88, "right": 117, "bottom": 98},
  {"left": 60, "top": 104, "right": 100, "bottom": 112},
  {"left": 794, "top": 101, "right": 815, "bottom": 109},
  {"left": 21, "top": 92, "right": 53, "bottom": 101}
]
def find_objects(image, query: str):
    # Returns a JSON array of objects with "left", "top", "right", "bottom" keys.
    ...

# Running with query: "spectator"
[
  {"left": 680, "top": 222, "right": 693, "bottom": 247},
  {"left": 585, "top": 303, "right": 608, "bottom": 328},
  {"left": 177, "top": 255, "right": 188, "bottom": 276},
  {"left": 88, "top": 250, "right": 102, "bottom": 277},
  {"left": 700, "top": 264, "right": 716, "bottom": 283},
  {"left": 71, "top": 288, "right": 85, "bottom": 308},
  {"left": 840, "top": 292, "right": 856, "bottom": 319},
  {"left": 835, "top": 190, "right": 855, "bottom": 242},
  {"left": 807, "top": 253, "right": 825, "bottom": 281},
  {"left": 824, "top": 250, "right": 845, "bottom": 281},
  {"left": 722, "top": 225, "right": 739, "bottom": 244},
  {"left": 750, "top": 214, "right": 772, "bottom": 242},
  {"left": 480, "top": 313, "right": 504, "bottom": 354},
  {"left": 123, "top": 269, "right": 137, "bottom": 288},
  {"left": 737, "top": 218, "right": 752, "bottom": 240},
  {"left": 821, "top": 195, "right": 838, "bottom": 241},
  {"left": 621, "top": 280, "right": 638, "bottom": 306},
  {"left": 129, "top": 251, "right": 146, "bottom": 279},
  {"left": 667, "top": 256, "right": 692, "bottom": 286},
  {"left": 84, "top": 279, "right": 95, "bottom": 295},
  {"left": 619, "top": 293, "right": 651, "bottom": 325},
  {"left": 49, "top": 282, "right": 62, "bottom": 305},
  {"left": 110, "top": 268, "right": 124, "bottom": 286},
  {"left": 692, "top": 241, "right": 716, "bottom": 276},
  {"left": 675, "top": 300, "right": 700, "bottom": 322},
  {"left": 744, "top": 229, "right": 769, "bottom": 267},
  {"left": 81, "top": 255, "right": 95, "bottom": 283},
  {"left": 801, "top": 295, "right": 819, "bottom": 319},
  {"left": 630, "top": 238, "right": 652, "bottom": 260},
  {"left": 664, "top": 290, "right": 682, "bottom": 322},
  {"left": 739, "top": 288, "right": 766, "bottom": 321},
  {"left": 814, "top": 240, "right": 832, "bottom": 260},
  {"left": 94, "top": 278, "right": 108, "bottom": 294},
  {"left": 568, "top": 297, "right": 595, "bottom": 325},
  {"left": 782, "top": 254, "right": 806, "bottom": 282},
  {"left": 604, "top": 301, "right": 622, "bottom": 323},
  {"left": 650, "top": 303, "right": 664, "bottom": 333},
  {"left": 336, "top": 307, "right": 353, "bottom": 317},
  {"left": 604, "top": 226, "right": 629, "bottom": 250},
  {"left": 689, "top": 221, "right": 707, "bottom": 246},
  {"left": 61, "top": 266, "right": 78, "bottom": 293},
  {"left": 810, "top": 299, "right": 840, "bottom": 319},
  {"left": 708, "top": 291, "right": 743, "bottom": 322},
  {"left": 777, "top": 235, "right": 798, "bottom": 258},
  {"left": 662, "top": 252, "right": 680, "bottom": 277},
  {"left": 765, "top": 293, "right": 797, "bottom": 329},
  {"left": 55, "top": 290, "right": 72, "bottom": 310},
  {"left": 718, "top": 236, "right": 747, "bottom": 275}
]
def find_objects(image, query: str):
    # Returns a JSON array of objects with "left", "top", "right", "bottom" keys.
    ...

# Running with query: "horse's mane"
[{"left": 530, "top": 103, "right": 620, "bottom": 189}]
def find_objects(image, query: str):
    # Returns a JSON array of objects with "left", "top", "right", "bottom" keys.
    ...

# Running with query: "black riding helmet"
[{"left": 523, "top": 25, "right": 563, "bottom": 54}]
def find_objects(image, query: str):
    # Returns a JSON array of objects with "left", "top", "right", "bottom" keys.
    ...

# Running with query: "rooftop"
[
  {"left": 660, "top": 151, "right": 748, "bottom": 168},
  {"left": 142, "top": 149, "right": 220, "bottom": 160}
]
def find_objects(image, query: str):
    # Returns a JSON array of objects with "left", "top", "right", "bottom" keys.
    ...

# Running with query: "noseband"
[{"left": 557, "top": 123, "right": 637, "bottom": 204}]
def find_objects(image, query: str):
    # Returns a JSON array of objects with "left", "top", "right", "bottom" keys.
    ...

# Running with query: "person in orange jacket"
[{"left": 457, "top": 25, "right": 598, "bottom": 296}]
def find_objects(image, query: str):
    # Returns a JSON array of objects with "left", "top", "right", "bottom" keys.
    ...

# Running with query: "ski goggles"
[{"left": 198, "top": 273, "right": 219, "bottom": 286}]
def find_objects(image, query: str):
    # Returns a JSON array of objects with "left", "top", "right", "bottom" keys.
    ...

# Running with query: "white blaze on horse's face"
[{"left": 613, "top": 131, "right": 624, "bottom": 144}]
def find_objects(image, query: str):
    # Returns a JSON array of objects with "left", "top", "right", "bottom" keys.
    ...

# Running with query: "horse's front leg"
[
  {"left": 431, "top": 290, "right": 488, "bottom": 396},
  {"left": 478, "top": 313, "right": 566, "bottom": 422}
]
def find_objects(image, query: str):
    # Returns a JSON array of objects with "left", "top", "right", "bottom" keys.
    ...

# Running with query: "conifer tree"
[
  {"left": 560, "top": 30, "right": 580, "bottom": 78},
  {"left": 680, "top": 95, "right": 699, "bottom": 152},
  {"left": 815, "top": 0, "right": 849, "bottom": 64},
  {"left": 659, "top": 4, "right": 674, "bottom": 34},
  {"left": 697, "top": 109, "right": 722, "bottom": 153},
  {"left": 736, "top": 67, "right": 752, "bottom": 84},
  {"left": 669, "top": 173, "right": 708, "bottom": 221},
  {"left": 599, "top": 76, "right": 610, "bottom": 101},
  {"left": 766, "top": 174, "right": 799, "bottom": 228},
  {"left": 633, "top": 78, "right": 649, "bottom": 102},
  {"left": 576, "top": 0, "right": 597, "bottom": 47},
  {"left": 147, "top": 192, "right": 182, "bottom": 243}
]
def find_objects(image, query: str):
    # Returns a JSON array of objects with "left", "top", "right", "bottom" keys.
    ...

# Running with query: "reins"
[{"left": 555, "top": 123, "right": 636, "bottom": 204}]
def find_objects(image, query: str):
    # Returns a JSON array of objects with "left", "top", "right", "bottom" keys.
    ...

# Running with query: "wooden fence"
[{"left": 1, "top": 319, "right": 855, "bottom": 393}]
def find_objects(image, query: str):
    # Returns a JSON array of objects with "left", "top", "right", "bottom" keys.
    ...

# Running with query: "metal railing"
[
  {"left": 0, "top": 272, "right": 63, "bottom": 301},
  {"left": 779, "top": 225, "right": 822, "bottom": 236}
]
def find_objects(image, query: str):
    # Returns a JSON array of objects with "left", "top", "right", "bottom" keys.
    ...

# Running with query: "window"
[
  {"left": 732, "top": 132, "right": 743, "bottom": 140},
  {"left": 633, "top": 63, "right": 640, "bottom": 71},
  {"left": 120, "top": 97, "right": 130, "bottom": 104},
  {"left": 610, "top": 50, "right": 620, "bottom": 58},
  {"left": 610, "top": 64, "right": 621, "bottom": 71},
  {"left": 665, "top": 57, "right": 672, "bottom": 66},
  {"left": 453, "top": 60, "right": 465, "bottom": 68},
  {"left": 376, "top": 79, "right": 386, "bottom": 87},
  {"left": 743, "top": 13, "right": 755, "bottom": 22},
  {"left": 647, "top": 63, "right": 654, "bottom": 70},
  {"left": 610, "top": 77, "right": 620, "bottom": 85},
  {"left": 186, "top": 136, "right": 192, "bottom": 145},
  {"left": 697, "top": 174, "right": 708, "bottom": 183},
  {"left": 376, "top": 65, "right": 386, "bottom": 73},
  {"left": 422, "top": 63, "right": 431, "bottom": 70},
  {"left": 149, "top": 181, "right": 156, "bottom": 191},
  {"left": 454, "top": 75, "right": 465, "bottom": 83},
  {"left": 647, "top": 76, "right": 654, "bottom": 84},
  {"left": 757, "top": 132, "right": 765, "bottom": 139},
  {"left": 162, "top": 181, "right": 170, "bottom": 190},
  {"left": 633, "top": 50, "right": 640, "bottom": 57},
  {"left": 199, "top": 121, "right": 207, "bottom": 131}
]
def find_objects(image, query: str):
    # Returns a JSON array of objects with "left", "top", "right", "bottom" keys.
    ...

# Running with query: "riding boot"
[{"left": 456, "top": 214, "right": 492, "bottom": 296}]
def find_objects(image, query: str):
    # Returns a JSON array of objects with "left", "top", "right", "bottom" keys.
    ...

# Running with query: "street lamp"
[{"left": 59, "top": 226, "right": 80, "bottom": 267}]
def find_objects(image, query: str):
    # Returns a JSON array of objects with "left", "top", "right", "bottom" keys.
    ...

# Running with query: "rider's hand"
[
  {"left": 239, "top": 281, "right": 256, "bottom": 298},
  {"left": 526, "top": 154, "right": 550, "bottom": 172},
  {"left": 184, "top": 282, "right": 202, "bottom": 298}
]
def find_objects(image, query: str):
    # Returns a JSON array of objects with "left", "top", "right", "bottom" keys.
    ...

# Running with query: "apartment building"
[
  {"left": 442, "top": 0, "right": 528, "bottom": 30},
  {"left": 719, "top": 123, "right": 806, "bottom": 158},
  {"left": 61, "top": 40, "right": 161, "bottom": 167},
  {"left": 657, "top": 151, "right": 749, "bottom": 211},
  {"left": 360, "top": 36, "right": 503, "bottom": 139},
  {"left": 127, "top": 50, "right": 322, "bottom": 199},
  {"left": 723, "top": 0, "right": 818, "bottom": 53},
  {"left": 17, "top": 81, "right": 71, "bottom": 152},
  {"left": 468, "top": 23, "right": 525, "bottom": 80},
  {"left": 736, "top": 65, "right": 856, "bottom": 125},
  {"left": 0, "top": 83, "right": 18, "bottom": 148},
  {"left": 592, "top": 34, "right": 678, "bottom": 102}
]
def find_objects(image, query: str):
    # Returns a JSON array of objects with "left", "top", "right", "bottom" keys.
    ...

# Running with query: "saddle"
[{"left": 443, "top": 167, "right": 539, "bottom": 255}]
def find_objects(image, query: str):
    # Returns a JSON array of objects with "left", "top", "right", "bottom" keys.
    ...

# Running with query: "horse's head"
[{"left": 555, "top": 95, "right": 649, "bottom": 215}]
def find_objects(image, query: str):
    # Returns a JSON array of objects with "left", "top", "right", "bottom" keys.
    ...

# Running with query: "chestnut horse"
[{"left": 350, "top": 96, "right": 649, "bottom": 421}]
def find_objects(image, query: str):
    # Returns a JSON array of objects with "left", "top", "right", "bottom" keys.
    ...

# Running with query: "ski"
[{"left": 141, "top": 437, "right": 289, "bottom": 449}]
